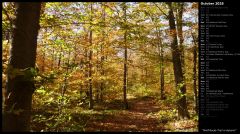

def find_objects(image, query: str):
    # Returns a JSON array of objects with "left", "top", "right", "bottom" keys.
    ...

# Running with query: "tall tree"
[
  {"left": 3, "top": 3, "right": 41, "bottom": 131},
  {"left": 57, "top": 46, "right": 63, "bottom": 68},
  {"left": 176, "top": 3, "right": 185, "bottom": 72},
  {"left": 122, "top": 2, "right": 128, "bottom": 109},
  {"left": 88, "top": 3, "right": 94, "bottom": 109},
  {"left": 167, "top": 2, "right": 190, "bottom": 119},
  {"left": 192, "top": 31, "right": 198, "bottom": 114},
  {"left": 156, "top": 28, "right": 165, "bottom": 100}
]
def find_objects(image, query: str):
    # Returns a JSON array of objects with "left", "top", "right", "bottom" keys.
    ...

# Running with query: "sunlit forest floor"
[{"left": 30, "top": 93, "right": 198, "bottom": 132}]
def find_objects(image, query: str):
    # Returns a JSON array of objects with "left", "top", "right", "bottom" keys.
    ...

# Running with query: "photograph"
[{"left": 5, "top": 2, "right": 235, "bottom": 133}]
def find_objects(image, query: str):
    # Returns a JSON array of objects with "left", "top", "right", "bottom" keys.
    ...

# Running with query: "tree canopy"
[{"left": 2, "top": 2, "right": 198, "bottom": 132}]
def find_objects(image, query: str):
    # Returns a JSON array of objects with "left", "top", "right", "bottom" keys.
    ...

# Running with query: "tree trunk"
[
  {"left": 41, "top": 47, "right": 45, "bottom": 72},
  {"left": 192, "top": 31, "right": 198, "bottom": 114},
  {"left": 57, "top": 46, "right": 63, "bottom": 68},
  {"left": 3, "top": 3, "right": 41, "bottom": 131},
  {"left": 59, "top": 50, "right": 71, "bottom": 113},
  {"left": 88, "top": 3, "right": 93, "bottom": 109},
  {"left": 160, "top": 66, "right": 165, "bottom": 99},
  {"left": 61, "top": 50, "right": 71, "bottom": 98},
  {"left": 167, "top": 2, "right": 190, "bottom": 119},
  {"left": 51, "top": 47, "right": 55, "bottom": 70},
  {"left": 50, "top": 36, "right": 57, "bottom": 70},
  {"left": 73, "top": 43, "right": 77, "bottom": 65},
  {"left": 156, "top": 28, "right": 165, "bottom": 100},
  {"left": 177, "top": 3, "right": 185, "bottom": 72},
  {"left": 123, "top": 3, "right": 128, "bottom": 109},
  {"left": 83, "top": 48, "right": 89, "bottom": 99},
  {"left": 96, "top": 50, "right": 100, "bottom": 101},
  {"left": 100, "top": 45, "right": 104, "bottom": 101},
  {"left": 81, "top": 27, "right": 89, "bottom": 99}
]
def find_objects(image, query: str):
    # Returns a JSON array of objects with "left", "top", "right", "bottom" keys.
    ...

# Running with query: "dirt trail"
[{"left": 85, "top": 97, "right": 164, "bottom": 132}]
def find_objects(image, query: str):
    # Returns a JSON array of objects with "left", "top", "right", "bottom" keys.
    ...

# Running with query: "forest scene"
[{"left": 2, "top": 2, "right": 198, "bottom": 132}]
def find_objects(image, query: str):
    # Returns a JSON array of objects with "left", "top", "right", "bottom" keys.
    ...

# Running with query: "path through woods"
[
  {"left": 85, "top": 96, "right": 164, "bottom": 132},
  {"left": 30, "top": 95, "right": 197, "bottom": 132}
]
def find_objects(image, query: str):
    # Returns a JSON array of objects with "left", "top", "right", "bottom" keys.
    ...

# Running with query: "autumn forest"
[{"left": 2, "top": 2, "right": 198, "bottom": 132}]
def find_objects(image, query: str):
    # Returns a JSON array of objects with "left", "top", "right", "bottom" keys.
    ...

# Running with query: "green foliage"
[
  {"left": 192, "top": 114, "right": 198, "bottom": 122},
  {"left": 129, "top": 84, "right": 155, "bottom": 97},
  {"left": 155, "top": 109, "right": 178, "bottom": 123},
  {"left": 7, "top": 66, "right": 38, "bottom": 81},
  {"left": 35, "top": 86, "right": 46, "bottom": 95},
  {"left": 164, "top": 95, "right": 178, "bottom": 107},
  {"left": 176, "top": 82, "right": 186, "bottom": 98},
  {"left": 32, "top": 110, "right": 86, "bottom": 132}
]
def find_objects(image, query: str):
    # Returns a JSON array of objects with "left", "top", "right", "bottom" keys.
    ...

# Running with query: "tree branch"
[{"left": 153, "top": 3, "right": 169, "bottom": 19}]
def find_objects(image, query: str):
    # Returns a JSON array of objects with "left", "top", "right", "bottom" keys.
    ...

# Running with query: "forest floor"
[
  {"left": 85, "top": 96, "right": 163, "bottom": 132},
  {"left": 84, "top": 96, "right": 197, "bottom": 132},
  {"left": 31, "top": 95, "right": 198, "bottom": 132}
]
